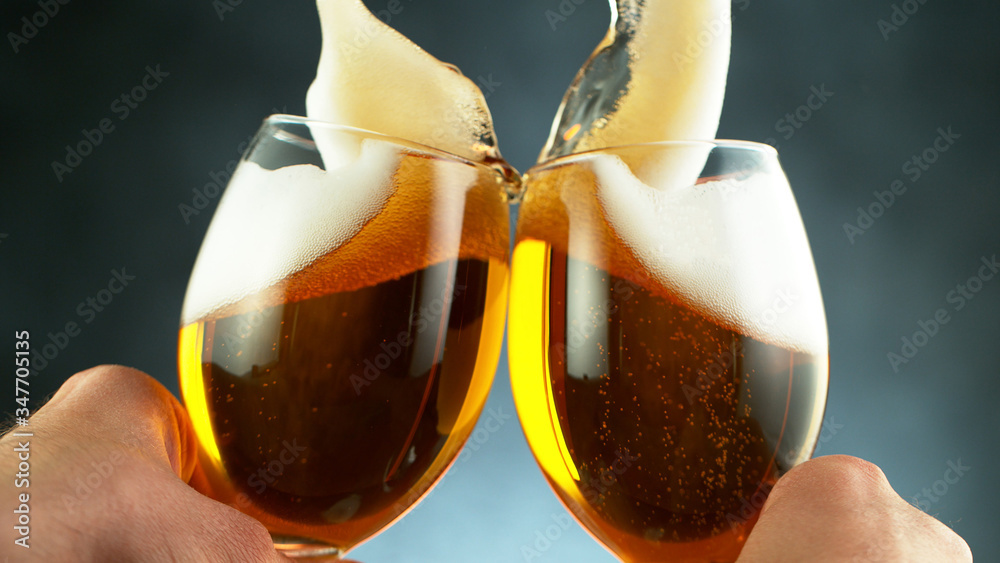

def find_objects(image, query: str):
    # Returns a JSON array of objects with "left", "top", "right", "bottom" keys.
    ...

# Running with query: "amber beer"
[
  {"left": 509, "top": 159, "right": 828, "bottom": 561},
  {"left": 179, "top": 255, "right": 507, "bottom": 550},
  {"left": 178, "top": 133, "right": 511, "bottom": 552}
]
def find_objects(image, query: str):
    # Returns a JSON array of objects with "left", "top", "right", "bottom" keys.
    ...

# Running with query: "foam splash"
[
  {"left": 307, "top": 0, "right": 501, "bottom": 164},
  {"left": 540, "top": 0, "right": 732, "bottom": 161}
]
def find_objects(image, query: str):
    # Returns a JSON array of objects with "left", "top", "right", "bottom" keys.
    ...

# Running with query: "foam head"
[
  {"left": 591, "top": 152, "right": 827, "bottom": 355},
  {"left": 181, "top": 139, "right": 401, "bottom": 324}
]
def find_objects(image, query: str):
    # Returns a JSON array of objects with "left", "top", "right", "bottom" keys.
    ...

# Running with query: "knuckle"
[
  {"left": 56, "top": 365, "right": 183, "bottom": 447},
  {"left": 61, "top": 364, "right": 169, "bottom": 411},
  {"left": 808, "top": 455, "right": 888, "bottom": 484},
  {"left": 781, "top": 455, "right": 889, "bottom": 497},
  {"left": 763, "top": 456, "right": 893, "bottom": 518}
]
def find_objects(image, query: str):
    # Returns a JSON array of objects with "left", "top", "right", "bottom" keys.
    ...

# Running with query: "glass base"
[{"left": 272, "top": 534, "right": 343, "bottom": 559}]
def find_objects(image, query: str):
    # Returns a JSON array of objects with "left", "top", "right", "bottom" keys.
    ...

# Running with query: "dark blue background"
[{"left": 1, "top": 1, "right": 997, "bottom": 560}]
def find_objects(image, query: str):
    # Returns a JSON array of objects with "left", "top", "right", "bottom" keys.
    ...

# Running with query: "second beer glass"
[{"left": 508, "top": 141, "right": 829, "bottom": 562}]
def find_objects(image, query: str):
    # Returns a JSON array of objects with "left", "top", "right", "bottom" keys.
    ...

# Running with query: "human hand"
[
  {"left": 0, "top": 365, "right": 289, "bottom": 562},
  {"left": 1, "top": 366, "right": 974, "bottom": 562},
  {"left": 737, "top": 455, "right": 973, "bottom": 562}
]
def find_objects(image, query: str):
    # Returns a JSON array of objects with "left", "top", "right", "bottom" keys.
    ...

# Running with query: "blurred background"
[{"left": 1, "top": 0, "right": 997, "bottom": 560}]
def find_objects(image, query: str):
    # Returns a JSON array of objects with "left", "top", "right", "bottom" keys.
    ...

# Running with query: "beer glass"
[
  {"left": 178, "top": 115, "right": 511, "bottom": 558},
  {"left": 508, "top": 141, "right": 829, "bottom": 562}
]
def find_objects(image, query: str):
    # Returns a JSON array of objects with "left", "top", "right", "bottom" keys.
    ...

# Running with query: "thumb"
[{"left": 737, "top": 455, "right": 972, "bottom": 562}]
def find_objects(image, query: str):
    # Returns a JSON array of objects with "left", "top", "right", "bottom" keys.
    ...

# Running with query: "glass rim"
[
  {"left": 529, "top": 139, "right": 779, "bottom": 172},
  {"left": 264, "top": 114, "right": 778, "bottom": 177},
  {"left": 263, "top": 114, "right": 497, "bottom": 171}
]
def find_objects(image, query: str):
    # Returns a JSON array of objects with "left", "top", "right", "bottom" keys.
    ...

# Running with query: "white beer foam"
[
  {"left": 540, "top": 0, "right": 731, "bottom": 160},
  {"left": 306, "top": 0, "right": 498, "bottom": 163},
  {"left": 181, "top": 139, "right": 400, "bottom": 324},
  {"left": 592, "top": 155, "right": 828, "bottom": 355}
]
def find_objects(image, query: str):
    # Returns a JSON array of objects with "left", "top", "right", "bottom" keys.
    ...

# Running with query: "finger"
[{"left": 737, "top": 455, "right": 972, "bottom": 562}]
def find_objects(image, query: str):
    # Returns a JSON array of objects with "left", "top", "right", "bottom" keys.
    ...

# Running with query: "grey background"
[{"left": 1, "top": 0, "right": 997, "bottom": 561}]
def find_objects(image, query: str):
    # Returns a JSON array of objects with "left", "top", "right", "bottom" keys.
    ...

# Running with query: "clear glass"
[
  {"left": 178, "top": 115, "right": 511, "bottom": 558},
  {"left": 508, "top": 141, "right": 830, "bottom": 562}
]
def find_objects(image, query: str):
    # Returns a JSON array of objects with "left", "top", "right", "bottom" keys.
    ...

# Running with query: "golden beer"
[
  {"left": 179, "top": 120, "right": 511, "bottom": 553},
  {"left": 509, "top": 145, "right": 829, "bottom": 562}
]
